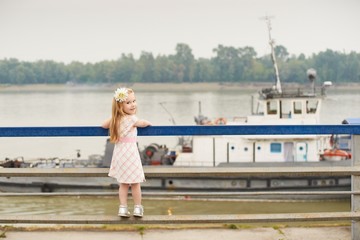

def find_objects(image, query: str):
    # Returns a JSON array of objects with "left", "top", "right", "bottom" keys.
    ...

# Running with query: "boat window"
[
  {"left": 280, "top": 100, "right": 292, "bottom": 119},
  {"left": 266, "top": 101, "right": 277, "bottom": 115},
  {"left": 244, "top": 147, "right": 248, "bottom": 152},
  {"left": 306, "top": 100, "right": 318, "bottom": 114},
  {"left": 256, "top": 102, "right": 264, "bottom": 115},
  {"left": 293, "top": 101, "right": 302, "bottom": 114},
  {"left": 338, "top": 135, "right": 351, "bottom": 150},
  {"left": 270, "top": 143, "right": 282, "bottom": 153}
]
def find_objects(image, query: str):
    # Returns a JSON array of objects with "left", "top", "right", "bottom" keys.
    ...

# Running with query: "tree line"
[{"left": 0, "top": 43, "right": 360, "bottom": 85}]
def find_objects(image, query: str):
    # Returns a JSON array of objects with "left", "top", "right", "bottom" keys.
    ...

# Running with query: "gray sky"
[{"left": 0, "top": 0, "right": 359, "bottom": 63}]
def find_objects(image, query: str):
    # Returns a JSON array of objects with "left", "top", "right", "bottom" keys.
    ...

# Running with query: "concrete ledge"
[
  {"left": 0, "top": 166, "right": 359, "bottom": 177},
  {"left": 1, "top": 190, "right": 359, "bottom": 197},
  {"left": 1, "top": 212, "right": 360, "bottom": 225}
]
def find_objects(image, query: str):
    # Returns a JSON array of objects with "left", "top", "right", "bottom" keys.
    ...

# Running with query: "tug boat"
[
  {"left": 149, "top": 17, "right": 352, "bottom": 195},
  {"left": 175, "top": 17, "right": 334, "bottom": 166}
]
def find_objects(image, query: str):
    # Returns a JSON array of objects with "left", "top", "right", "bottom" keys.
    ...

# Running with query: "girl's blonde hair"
[{"left": 109, "top": 88, "right": 134, "bottom": 143}]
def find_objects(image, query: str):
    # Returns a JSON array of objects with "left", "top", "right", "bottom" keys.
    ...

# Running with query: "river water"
[
  {"left": 0, "top": 85, "right": 358, "bottom": 216},
  {"left": 1, "top": 86, "right": 359, "bottom": 160}
]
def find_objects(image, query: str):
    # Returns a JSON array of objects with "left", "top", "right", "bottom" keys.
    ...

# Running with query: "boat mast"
[
  {"left": 264, "top": 16, "right": 282, "bottom": 93},
  {"left": 159, "top": 102, "right": 176, "bottom": 125}
]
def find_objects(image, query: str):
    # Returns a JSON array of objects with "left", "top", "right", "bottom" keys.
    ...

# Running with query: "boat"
[
  {"left": 175, "top": 16, "right": 334, "bottom": 166},
  {"left": 155, "top": 17, "right": 352, "bottom": 195}
]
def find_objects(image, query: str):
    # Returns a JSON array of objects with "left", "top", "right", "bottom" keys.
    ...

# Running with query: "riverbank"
[
  {"left": 1, "top": 82, "right": 360, "bottom": 92},
  {"left": 1, "top": 226, "right": 351, "bottom": 240}
]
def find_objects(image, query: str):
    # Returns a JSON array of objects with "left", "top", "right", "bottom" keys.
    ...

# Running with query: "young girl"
[{"left": 102, "top": 87, "right": 151, "bottom": 218}]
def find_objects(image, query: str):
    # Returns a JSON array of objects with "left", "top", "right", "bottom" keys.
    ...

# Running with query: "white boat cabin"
[
  {"left": 175, "top": 91, "right": 330, "bottom": 167},
  {"left": 232, "top": 90, "right": 322, "bottom": 125}
]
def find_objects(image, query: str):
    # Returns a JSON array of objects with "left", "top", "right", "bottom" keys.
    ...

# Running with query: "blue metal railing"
[{"left": 1, "top": 125, "right": 360, "bottom": 137}]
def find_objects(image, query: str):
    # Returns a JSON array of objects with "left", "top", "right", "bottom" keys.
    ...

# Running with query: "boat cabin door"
[
  {"left": 284, "top": 142, "right": 294, "bottom": 162},
  {"left": 295, "top": 142, "right": 308, "bottom": 162}
]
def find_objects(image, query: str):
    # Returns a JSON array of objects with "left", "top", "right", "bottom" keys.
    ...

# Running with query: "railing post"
[{"left": 352, "top": 134, "right": 360, "bottom": 240}]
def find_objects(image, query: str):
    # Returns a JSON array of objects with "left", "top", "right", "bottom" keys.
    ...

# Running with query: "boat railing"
[
  {"left": 172, "top": 160, "right": 212, "bottom": 167},
  {"left": 0, "top": 125, "right": 360, "bottom": 238},
  {"left": 260, "top": 86, "right": 329, "bottom": 99},
  {"left": 231, "top": 116, "right": 248, "bottom": 123}
]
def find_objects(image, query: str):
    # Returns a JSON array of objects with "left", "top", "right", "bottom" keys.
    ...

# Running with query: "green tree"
[
  {"left": 274, "top": 45, "right": 289, "bottom": 61},
  {"left": 1, "top": 43, "right": 360, "bottom": 85},
  {"left": 173, "top": 43, "right": 195, "bottom": 82},
  {"left": 238, "top": 46, "right": 257, "bottom": 81},
  {"left": 212, "top": 45, "right": 241, "bottom": 82},
  {"left": 110, "top": 54, "right": 136, "bottom": 83},
  {"left": 137, "top": 51, "right": 155, "bottom": 82},
  {"left": 312, "top": 49, "right": 340, "bottom": 82},
  {"left": 193, "top": 58, "right": 214, "bottom": 82},
  {"left": 154, "top": 55, "right": 176, "bottom": 82}
]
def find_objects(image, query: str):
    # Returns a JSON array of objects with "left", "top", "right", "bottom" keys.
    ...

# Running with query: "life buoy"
[
  {"left": 214, "top": 117, "right": 227, "bottom": 125},
  {"left": 323, "top": 149, "right": 350, "bottom": 161}
]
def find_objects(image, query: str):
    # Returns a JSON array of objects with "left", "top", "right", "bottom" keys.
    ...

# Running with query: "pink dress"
[{"left": 108, "top": 115, "right": 145, "bottom": 184}]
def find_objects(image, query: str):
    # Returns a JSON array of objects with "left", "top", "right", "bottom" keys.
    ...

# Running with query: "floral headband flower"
[{"left": 114, "top": 88, "right": 128, "bottom": 102}]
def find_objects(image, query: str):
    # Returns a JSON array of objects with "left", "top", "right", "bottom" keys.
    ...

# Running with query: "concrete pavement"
[{"left": 3, "top": 226, "right": 351, "bottom": 240}]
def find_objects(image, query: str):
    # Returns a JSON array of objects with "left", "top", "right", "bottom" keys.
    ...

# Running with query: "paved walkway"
[{"left": 3, "top": 226, "right": 351, "bottom": 240}]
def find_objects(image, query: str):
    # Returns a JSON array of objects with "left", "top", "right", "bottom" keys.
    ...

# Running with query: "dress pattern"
[{"left": 108, "top": 115, "right": 145, "bottom": 183}]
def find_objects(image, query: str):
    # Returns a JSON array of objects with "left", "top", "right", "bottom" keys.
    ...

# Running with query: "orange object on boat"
[
  {"left": 214, "top": 117, "right": 227, "bottom": 125},
  {"left": 323, "top": 149, "right": 350, "bottom": 161}
]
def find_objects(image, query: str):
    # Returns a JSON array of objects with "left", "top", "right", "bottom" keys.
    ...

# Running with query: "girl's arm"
[
  {"left": 102, "top": 118, "right": 111, "bottom": 129},
  {"left": 134, "top": 119, "right": 152, "bottom": 128}
]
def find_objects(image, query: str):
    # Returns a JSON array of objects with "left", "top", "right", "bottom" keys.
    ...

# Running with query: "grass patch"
[
  {"left": 0, "top": 226, "right": 8, "bottom": 238},
  {"left": 137, "top": 226, "right": 146, "bottom": 236},
  {"left": 272, "top": 225, "right": 285, "bottom": 235},
  {"left": 225, "top": 224, "right": 238, "bottom": 229}
]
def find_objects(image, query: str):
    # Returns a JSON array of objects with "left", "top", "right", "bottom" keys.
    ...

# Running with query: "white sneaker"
[
  {"left": 133, "top": 205, "right": 144, "bottom": 217},
  {"left": 118, "top": 205, "right": 130, "bottom": 218}
]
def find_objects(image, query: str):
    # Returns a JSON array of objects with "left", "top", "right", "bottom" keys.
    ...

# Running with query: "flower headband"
[{"left": 114, "top": 88, "right": 128, "bottom": 102}]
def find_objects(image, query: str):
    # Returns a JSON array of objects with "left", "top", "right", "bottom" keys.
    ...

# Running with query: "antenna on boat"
[
  {"left": 307, "top": 68, "right": 317, "bottom": 95},
  {"left": 261, "top": 15, "right": 282, "bottom": 93},
  {"left": 159, "top": 102, "right": 176, "bottom": 125}
]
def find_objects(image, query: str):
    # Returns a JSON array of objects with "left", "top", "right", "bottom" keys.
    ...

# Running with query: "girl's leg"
[
  {"left": 131, "top": 183, "right": 144, "bottom": 217},
  {"left": 119, "top": 183, "right": 130, "bottom": 206},
  {"left": 131, "top": 183, "right": 142, "bottom": 205},
  {"left": 118, "top": 183, "right": 131, "bottom": 217}
]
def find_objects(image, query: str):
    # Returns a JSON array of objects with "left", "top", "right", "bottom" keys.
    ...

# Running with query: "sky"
[{"left": 0, "top": 0, "right": 359, "bottom": 64}]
